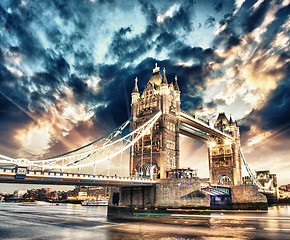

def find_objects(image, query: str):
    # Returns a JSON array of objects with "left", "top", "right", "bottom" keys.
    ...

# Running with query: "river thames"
[{"left": 0, "top": 202, "right": 289, "bottom": 240}]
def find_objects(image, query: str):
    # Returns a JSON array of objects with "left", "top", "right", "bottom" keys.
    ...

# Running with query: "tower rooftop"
[{"left": 148, "top": 63, "right": 162, "bottom": 86}]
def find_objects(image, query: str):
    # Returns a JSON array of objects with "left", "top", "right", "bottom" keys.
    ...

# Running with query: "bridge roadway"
[
  {"left": 0, "top": 168, "right": 156, "bottom": 187},
  {"left": 179, "top": 110, "right": 234, "bottom": 142}
]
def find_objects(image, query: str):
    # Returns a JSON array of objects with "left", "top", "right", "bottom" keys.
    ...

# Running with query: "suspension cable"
[
  {"left": 120, "top": 152, "right": 123, "bottom": 176},
  {"left": 141, "top": 135, "right": 144, "bottom": 177},
  {"left": 240, "top": 150, "right": 262, "bottom": 188},
  {"left": 150, "top": 125, "right": 153, "bottom": 179},
  {"left": 0, "top": 111, "right": 162, "bottom": 172}
]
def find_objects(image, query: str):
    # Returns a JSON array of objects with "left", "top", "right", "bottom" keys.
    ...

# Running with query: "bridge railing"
[
  {"left": 0, "top": 167, "right": 155, "bottom": 182},
  {"left": 0, "top": 168, "right": 16, "bottom": 173}
]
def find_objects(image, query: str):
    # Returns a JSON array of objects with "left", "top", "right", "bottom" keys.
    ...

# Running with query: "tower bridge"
[
  {"left": 0, "top": 64, "right": 274, "bottom": 210},
  {"left": 130, "top": 64, "right": 242, "bottom": 186}
]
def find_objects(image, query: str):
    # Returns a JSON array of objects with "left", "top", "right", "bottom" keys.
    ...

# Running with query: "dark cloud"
[
  {"left": 162, "top": 1, "right": 195, "bottom": 32},
  {"left": 240, "top": 71, "right": 290, "bottom": 145},
  {"left": 206, "top": 99, "right": 226, "bottom": 110},
  {"left": 0, "top": 92, "right": 32, "bottom": 157},
  {"left": 258, "top": 4, "right": 290, "bottom": 51},
  {"left": 205, "top": 16, "right": 215, "bottom": 28},
  {"left": 108, "top": 26, "right": 152, "bottom": 63},
  {"left": 213, "top": 0, "right": 288, "bottom": 52},
  {"left": 242, "top": 0, "right": 271, "bottom": 34},
  {"left": 254, "top": 77, "right": 290, "bottom": 133},
  {"left": 181, "top": 95, "right": 203, "bottom": 112},
  {"left": 155, "top": 32, "right": 177, "bottom": 53},
  {"left": 0, "top": 61, "right": 15, "bottom": 85},
  {"left": 3, "top": 7, "right": 45, "bottom": 60},
  {"left": 68, "top": 74, "right": 88, "bottom": 97},
  {"left": 214, "top": 2, "right": 223, "bottom": 13},
  {"left": 139, "top": 0, "right": 158, "bottom": 24},
  {"left": 226, "top": 36, "right": 240, "bottom": 49},
  {"left": 213, "top": 0, "right": 271, "bottom": 49},
  {"left": 108, "top": 0, "right": 197, "bottom": 65},
  {"left": 171, "top": 45, "right": 224, "bottom": 65}
]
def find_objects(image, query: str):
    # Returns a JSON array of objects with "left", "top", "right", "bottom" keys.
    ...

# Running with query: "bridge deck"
[
  {"left": 180, "top": 111, "right": 234, "bottom": 140},
  {"left": 0, "top": 169, "right": 156, "bottom": 187}
]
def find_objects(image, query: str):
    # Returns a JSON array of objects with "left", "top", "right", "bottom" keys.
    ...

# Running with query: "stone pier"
[
  {"left": 231, "top": 185, "right": 268, "bottom": 209},
  {"left": 108, "top": 179, "right": 268, "bottom": 218}
]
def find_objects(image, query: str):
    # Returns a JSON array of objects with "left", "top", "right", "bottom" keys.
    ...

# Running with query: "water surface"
[{"left": 0, "top": 202, "right": 289, "bottom": 239}]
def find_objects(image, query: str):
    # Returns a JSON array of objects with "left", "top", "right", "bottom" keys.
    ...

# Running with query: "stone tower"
[
  {"left": 208, "top": 113, "right": 242, "bottom": 186},
  {"left": 130, "top": 64, "right": 180, "bottom": 179}
]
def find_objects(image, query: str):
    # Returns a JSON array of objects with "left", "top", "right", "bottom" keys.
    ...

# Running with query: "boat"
[{"left": 81, "top": 198, "right": 109, "bottom": 206}]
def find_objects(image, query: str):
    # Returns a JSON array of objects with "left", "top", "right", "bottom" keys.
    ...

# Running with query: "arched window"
[{"left": 217, "top": 175, "right": 231, "bottom": 185}]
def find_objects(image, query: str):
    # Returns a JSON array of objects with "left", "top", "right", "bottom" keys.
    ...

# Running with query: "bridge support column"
[
  {"left": 231, "top": 185, "right": 267, "bottom": 210},
  {"left": 108, "top": 178, "right": 210, "bottom": 219},
  {"left": 208, "top": 113, "right": 242, "bottom": 186}
]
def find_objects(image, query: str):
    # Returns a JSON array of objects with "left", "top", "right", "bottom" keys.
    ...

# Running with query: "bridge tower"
[
  {"left": 130, "top": 64, "right": 180, "bottom": 179},
  {"left": 208, "top": 113, "right": 242, "bottom": 186}
]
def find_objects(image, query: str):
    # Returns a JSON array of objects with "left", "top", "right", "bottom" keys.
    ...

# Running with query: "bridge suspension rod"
[
  {"left": 0, "top": 111, "right": 162, "bottom": 171},
  {"left": 240, "top": 150, "right": 274, "bottom": 193}
]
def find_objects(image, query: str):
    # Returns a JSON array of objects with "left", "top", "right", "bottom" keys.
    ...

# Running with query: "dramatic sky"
[{"left": 0, "top": 0, "right": 289, "bottom": 191}]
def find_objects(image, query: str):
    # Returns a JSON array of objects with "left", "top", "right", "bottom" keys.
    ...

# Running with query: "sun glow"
[{"left": 247, "top": 131, "right": 272, "bottom": 147}]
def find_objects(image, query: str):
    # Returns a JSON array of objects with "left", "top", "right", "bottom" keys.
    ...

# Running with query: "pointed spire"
[
  {"left": 234, "top": 120, "right": 238, "bottom": 126},
  {"left": 229, "top": 115, "right": 233, "bottom": 124},
  {"left": 132, "top": 77, "right": 139, "bottom": 93},
  {"left": 161, "top": 68, "right": 168, "bottom": 84},
  {"left": 153, "top": 63, "right": 160, "bottom": 73},
  {"left": 174, "top": 76, "right": 180, "bottom": 91}
]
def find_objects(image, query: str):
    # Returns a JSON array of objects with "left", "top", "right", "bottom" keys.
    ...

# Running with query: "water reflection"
[{"left": 0, "top": 202, "right": 289, "bottom": 239}]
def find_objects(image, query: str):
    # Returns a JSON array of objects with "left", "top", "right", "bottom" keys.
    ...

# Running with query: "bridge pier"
[
  {"left": 231, "top": 185, "right": 268, "bottom": 210},
  {"left": 108, "top": 178, "right": 210, "bottom": 219},
  {"left": 108, "top": 179, "right": 268, "bottom": 219},
  {"left": 114, "top": 178, "right": 211, "bottom": 208}
]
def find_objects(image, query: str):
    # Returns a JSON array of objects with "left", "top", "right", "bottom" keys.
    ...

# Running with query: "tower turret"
[
  {"left": 174, "top": 76, "right": 180, "bottom": 104},
  {"left": 174, "top": 76, "right": 180, "bottom": 92},
  {"left": 132, "top": 77, "right": 139, "bottom": 93},
  {"left": 162, "top": 68, "right": 168, "bottom": 84},
  {"left": 160, "top": 68, "right": 169, "bottom": 96},
  {"left": 131, "top": 77, "right": 139, "bottom": 120},
  {"left": 131, "top": 77, "right": 139, "bottom": 104}
]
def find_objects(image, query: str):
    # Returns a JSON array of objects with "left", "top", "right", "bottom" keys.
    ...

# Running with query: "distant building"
[
  {"left": 67, "top": 186, "right": 110, "bottom": 200},
  {"left": 243, "top": 170, "right": 278, "bottom": 189},
  {"left": 13, "top": 190, "right": 27, "bottom": 199},
  {"left": 279, "top": 184, "right": 290, "bottom": 200},
  {"left": 280, "top": 184, "right": 290, "bottom": 191},
  {"left": 256, "top": 170, "right": 278, "bottom": 190}
]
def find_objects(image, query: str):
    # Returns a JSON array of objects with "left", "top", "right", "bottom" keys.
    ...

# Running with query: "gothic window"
[
  {"left": 154, "top": 122, "right": 159, "bottom": 130},
  {"left": 219, "top": 148, "right": 224, "bottom": 154},
  {"left": 166, "top": 122, "right": 176, "bottom": 132},
  {"left": 167, "top": 154, "right": 175, "bottom": 169}
]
